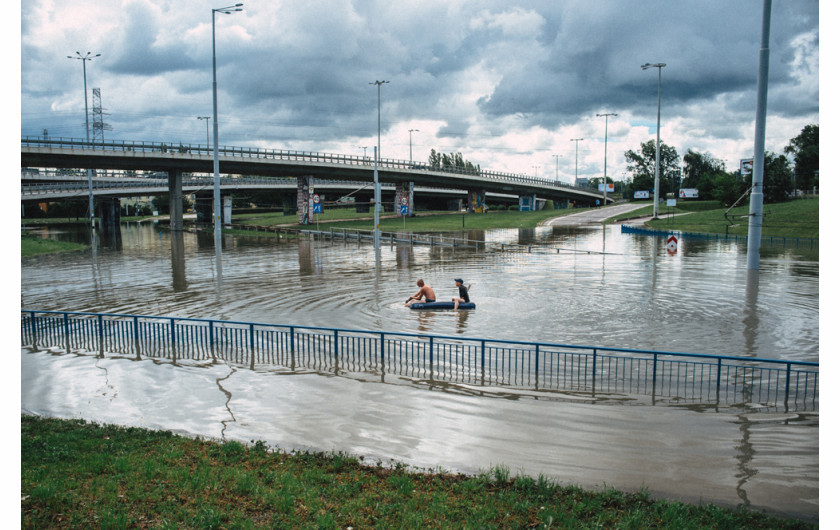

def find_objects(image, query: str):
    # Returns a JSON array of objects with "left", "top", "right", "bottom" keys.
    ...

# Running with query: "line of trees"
[
  {"left": 428, "top": 149, "right": 481, "bottom": 175},
  {"left": 623, "top": 124, "right": 818, "bottom": 205}
]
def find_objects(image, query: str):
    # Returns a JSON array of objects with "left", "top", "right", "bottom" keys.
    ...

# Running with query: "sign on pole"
[
  {"left": 666, "top": 235, "right": 678, "bottom": 255},
  {"left": 312, "top": 194, "right": 322, "bottom": 214}
]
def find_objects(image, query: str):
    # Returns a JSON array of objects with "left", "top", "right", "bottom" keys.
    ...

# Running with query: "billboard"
[
  {"left": 634, "top": 191, "right": 649, "bottom": 199},
  {"left": 598, "top": 183, "right": 615, "bottom": 193},
  {"left": 679, "top": 188, "right": 699, "bottom": 198}
]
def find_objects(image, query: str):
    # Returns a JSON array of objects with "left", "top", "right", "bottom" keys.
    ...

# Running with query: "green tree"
[
  {"left": 711, "top": 171, "right": 750, "bottom": 206},
  {"left": 428, "top": 149, "right": 481, "bottom": 175},
  {"left": 762, "top": 152, "right": 793, "bottom": 203},
  {"left": 682, "top": 149, "right": 725, "bottom": 189},
  {"left": 784, "top": 124, "right": 818, "bottom": 192},
  {"left": 625, "top": 140, "right": 680, "bottom": 196}
]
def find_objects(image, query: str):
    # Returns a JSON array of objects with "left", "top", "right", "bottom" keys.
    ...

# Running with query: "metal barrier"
[
  {"left": 620, "top": 225, "right": 819, "bottom": 249},
  {"left": 21, "top": 310, "right": 818, "bottom": 411}
]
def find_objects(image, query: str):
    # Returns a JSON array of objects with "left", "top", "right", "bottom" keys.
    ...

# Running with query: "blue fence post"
[
  {"left": 209, "top": 320, "right": 216, "bottom": 361},
  {"left": 249, "top": 324, "right": 256, "bottom": 370},
  {"left": 64, "top": 312, "right": 71, "bottom": 353},
  {"left": 29, "top": 310, "right": 37, "bottom": 348},
  {"left": 380, "top": 332, "right": 385, "bottom": 367},
  {"left": 170, "top": 318, "right": 176, "bottom": 362},
  {"left": 333, "top": 329, "right": 339, "bottom": 357},
  {"left": 716, "top": 357, "right": 722, "bottom": 396},
  {"left": 481, "top": 340, "right": 486, "bottom": 372},
  {"left": 97, "top": 314, "right": 104, "bottom": 358},
  {"left": 429, "top": 336, "right": 434, "bottom": 376},
  {"left": 535, "top": 344, "right": 540, "bottom": 387},
  {"left": 133, "top": 316, "right": 140, "bottom": 359},
  {"left": 784, "top": 362, "right": 792, "bottom": 403},
  {"left": 652, "top": 353, "right": 658, "bottom": 395},
  {"left": 592, "top": 348, "right": 597, "bottom": 391}
]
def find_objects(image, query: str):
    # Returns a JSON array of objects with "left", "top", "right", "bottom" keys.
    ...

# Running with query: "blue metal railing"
[
  {"left": 621, "top": 225, "right": 818, "bottom": 249},
  {"left": 21, "top": 310, "right": 818, "bottom": 410}
]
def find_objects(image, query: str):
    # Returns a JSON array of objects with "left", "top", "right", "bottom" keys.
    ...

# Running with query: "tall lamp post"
[
  {"left": 552, "top": 155, "right": 562, "bottom": 183},
  {"left": 212, "top": 3, "right": 244, "bottom": 241},
  {"left": 370, "top": 80, "right": 389, "bottom": 250},
  {"left": 596, "top": 113, "right": 617, "bottom": 206},
  {"left": 570, "top": 138, "right": 583, "bottom": 186},
  {"left": 197, "top": 116, "right": 210, "bottom": 146},
  {"left": 67, "top": 51, "right": 100, "bottom": 229},
  {"left": 408, "top": 129, "right": 419, "bottom": 163},
  {"left": 641, "top": 63, "right": 666, "bottom": 218}
]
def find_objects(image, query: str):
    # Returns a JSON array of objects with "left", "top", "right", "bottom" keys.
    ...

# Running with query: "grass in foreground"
[
  {"left": 21, "top": 235, "right": 87, "bottom": 257},
  {"left": 22, "top": 415, "right": 814, "bottom": 529}
]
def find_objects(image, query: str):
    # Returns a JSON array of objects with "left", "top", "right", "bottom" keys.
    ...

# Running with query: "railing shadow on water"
[{"left": 21, "top": 310, "right": 818, "bottom": 413}]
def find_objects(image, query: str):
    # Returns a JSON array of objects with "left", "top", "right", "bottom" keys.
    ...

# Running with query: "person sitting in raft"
[
  {"left": 405, "top": 279, "right": 436, "bottom": 307},
  {"left": 451, "top": 278, "right": 471, "bottom": 310}
]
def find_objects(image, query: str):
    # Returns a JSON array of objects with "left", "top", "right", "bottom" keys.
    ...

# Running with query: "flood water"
[{"left": 20, "top": 219, "right": 820, "bottom": 519}]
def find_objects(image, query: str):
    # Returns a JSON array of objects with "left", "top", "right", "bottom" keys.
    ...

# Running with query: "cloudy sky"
[{"left": 19, "top": 0, "right": 819, "bottom": 184}]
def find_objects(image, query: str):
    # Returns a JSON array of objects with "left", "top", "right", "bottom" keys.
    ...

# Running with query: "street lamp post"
[
  {"left": 197, "top": 116, "right": 210, "bottom": 146},
  {"left": 553, "top": 155, "right": 562, "bottom": 183},
  {"left": 596, "top": 113, "right": 617, "bottom": 206},
  {"left": 67, "top": 51, "right": 100, "bottom": 229},
  {"left": 408, "top": 129, "right": 419, "bottom": 163},
  {"left": 370, "top": 80, "right": 389, "bottom": 250},
  {"left": 642, "top": 63, "right": 666, "bottom": 218},
  {"left": 570, "top": 138, "right": 583, "bottom": 185},
  {"left": 359, "top": 146, "right": 368, "bottom": 158},
  {"left": 532, "top": 165, "right": 541, "bottom": 179},
  {"left": 212, "top": 3, "right": 244, "bottom": 241}
]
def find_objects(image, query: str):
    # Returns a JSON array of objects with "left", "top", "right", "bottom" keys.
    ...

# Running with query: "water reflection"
[{"left": 20, "top": 222, "right": 819, "bottom": 362}]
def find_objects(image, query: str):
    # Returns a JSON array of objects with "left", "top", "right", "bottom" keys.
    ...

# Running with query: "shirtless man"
[{"left": 405, "top": 279, "right": 436, "bottom": 306}]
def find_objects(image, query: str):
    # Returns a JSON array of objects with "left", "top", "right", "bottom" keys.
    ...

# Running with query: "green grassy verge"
[
  {"left": 22, "top": 415, "right": 813, "bottom": 529},
  {"left": 646, "top": 198, "right": 818, "bottom": 239},
  {"left": 605, "top": 199, "right": 818, "bottom": 240},
  {"left": 21, "top": 235, "right": 87, "bottom": 257}
]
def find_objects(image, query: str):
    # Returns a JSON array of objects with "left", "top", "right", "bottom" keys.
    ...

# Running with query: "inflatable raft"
[{"left": 408, "top": 301, "right": 476, "bottom": 310}]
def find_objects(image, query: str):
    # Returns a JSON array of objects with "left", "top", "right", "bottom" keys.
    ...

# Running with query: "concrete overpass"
[{"left": 22, "top": 137, "right": 613, "bottom": 227}]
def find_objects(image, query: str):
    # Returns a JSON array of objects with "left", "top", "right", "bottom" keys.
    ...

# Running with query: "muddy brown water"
[{"left": 20, "top": 220, "right": 819, "bottom": 520}]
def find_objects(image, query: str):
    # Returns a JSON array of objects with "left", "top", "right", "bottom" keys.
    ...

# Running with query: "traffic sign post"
[{"left": 666, "top": 235, "right": 678, "bottom": 255}]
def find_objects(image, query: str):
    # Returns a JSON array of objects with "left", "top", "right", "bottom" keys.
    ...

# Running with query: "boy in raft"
[
  {"left": 405, "top": 279, "right": 436, "bottom": 306},
  {"left": 452, "top": 278, "right": 471, "bottom": 309}
]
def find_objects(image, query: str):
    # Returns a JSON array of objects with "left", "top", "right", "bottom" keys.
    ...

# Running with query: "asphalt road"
[{"left": 542, "top": 202, "right": 650, "bottom": 226}]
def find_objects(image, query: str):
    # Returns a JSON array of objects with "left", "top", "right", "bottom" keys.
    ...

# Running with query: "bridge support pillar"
[
  {"left": 393, "top": 182, "right": 414, "bottom": 216},
  {"left": 223, "top": 195, "right": 232, "bottom": 225},
  {"left": 98, "top": 197, "right": 121, "bottom": 225},
  {"left": 168, "top": 169, "right": 183, "bottom": 231},
  {"left": 467, "top": 189, "right": 486, "bottom": 213},
  {"left": 297, "top": 176, "right": 313, "bottom": 224},
  {"left": 518, "top": 193, "right": 537, "bottom": 212}
]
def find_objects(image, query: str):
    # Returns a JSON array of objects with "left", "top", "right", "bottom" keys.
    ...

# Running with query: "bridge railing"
[
  {"left": 22, "top": 136, "right": 595, "bottom": 196},
  {"left": 21, "top": 309, "right": 818, "bottom": 411}
]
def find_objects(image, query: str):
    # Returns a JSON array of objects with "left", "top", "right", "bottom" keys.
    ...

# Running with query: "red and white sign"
[
  {"left": 666, "top": 235, "right": 678, "bottom": 254},
  {"left": 312, "top": 194, "right": 320, "bottom": 204}
]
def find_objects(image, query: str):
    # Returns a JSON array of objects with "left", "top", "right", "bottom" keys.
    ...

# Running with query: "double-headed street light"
[
  {"left": 596, "top": 113, "right": 617, "bottom": 207},
  {"left": 641, "top": 62, "right": 666, "bottom": 218},
  {"left": 212, "top": 3, "right": 244, "bottom": 240},
  {"left": 370, "top": 80, "right": 389, "bottom": 250},
  {"left": 197, "top": 116, "right": 211, "bottom": 146},
  {"left": 67, "top": 51, "right": 100, "bottom": 229},
  {"left": 408, "top": 128, "right": 419, "bottom": 163},
  {"left": 570, "top": 138, "right": 584, "bottom": 184}
]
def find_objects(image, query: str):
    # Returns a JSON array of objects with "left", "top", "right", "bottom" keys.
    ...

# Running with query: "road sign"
[
  {"left": 312, "top": 194, "right": 320, "bottom": 204},
  {"left": 666, "top": 235, "right": 678, "bottom": 254},
  {"left": 313, "top": 203, "right": 322, "bottom": 214},
  {"left": 400, "top": 205, "right": 409, "bottom": 216},
  {"left": 401, "top": 196, "right": 408, "bottom": 206}
]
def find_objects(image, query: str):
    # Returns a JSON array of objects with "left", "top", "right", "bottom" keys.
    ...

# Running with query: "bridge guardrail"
[
  {"left": 22, "top": 309, "right": 818, "bottom": 411},
  {"left": 22, "top": 136, "right": 600, "bottom": 197}
]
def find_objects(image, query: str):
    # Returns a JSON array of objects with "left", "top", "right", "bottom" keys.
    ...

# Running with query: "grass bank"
[
  {"left": 610, "top": 198, "right": 818, "bottom": 240},
  {"left": 21, "top": 235, "right": 87, "bottom": 257},
  {"left": 21, "top": 415, "right": 814, "bottom": 529}
]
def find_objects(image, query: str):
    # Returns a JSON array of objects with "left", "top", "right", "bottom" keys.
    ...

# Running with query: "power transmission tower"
[{"left": 91, "top": 88, "right": 112, "bottom": 145}]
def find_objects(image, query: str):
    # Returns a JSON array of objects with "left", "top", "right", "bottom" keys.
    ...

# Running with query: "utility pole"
[{"left": 596, "top": 113, "right": 617, "bottom": 206}]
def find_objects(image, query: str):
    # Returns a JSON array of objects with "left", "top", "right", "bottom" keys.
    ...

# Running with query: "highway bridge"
[{"left": 21, "top": 137, "right": 612, "bottom": 227}]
